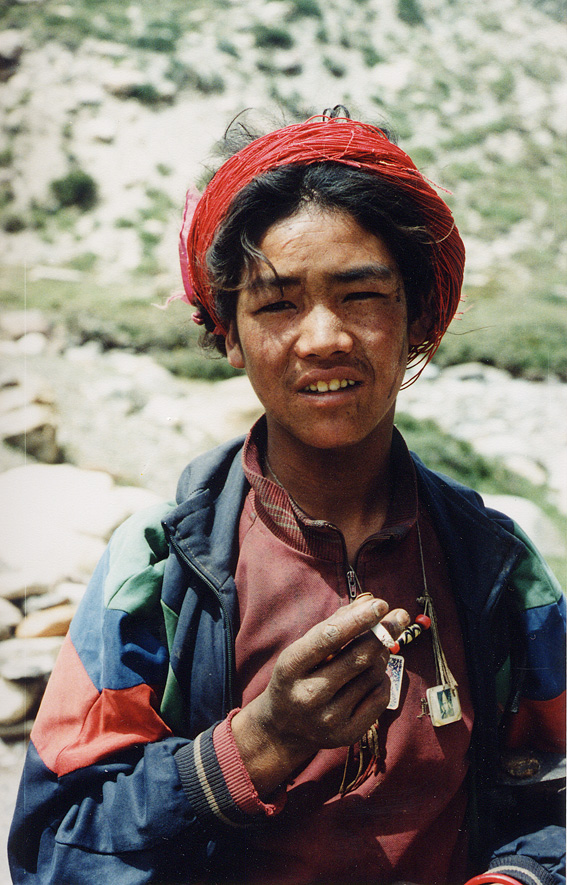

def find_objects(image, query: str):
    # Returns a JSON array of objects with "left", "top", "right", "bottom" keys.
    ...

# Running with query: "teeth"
[{"left": 305, "top": 379, "right": 357, "bottom": 393}]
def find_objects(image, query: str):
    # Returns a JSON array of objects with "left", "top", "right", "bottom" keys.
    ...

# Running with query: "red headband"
[{"left": 179, "top": 116, "right": 465, "bottom": 368}]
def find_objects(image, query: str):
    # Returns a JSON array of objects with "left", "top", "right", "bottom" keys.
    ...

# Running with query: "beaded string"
[{"left": 416, "top": 521, "right": 458, "bottom": 692}]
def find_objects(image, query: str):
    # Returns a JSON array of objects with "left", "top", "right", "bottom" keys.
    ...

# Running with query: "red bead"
[{"left": 415, "top": 614, "right": 431, "bottom": 629}]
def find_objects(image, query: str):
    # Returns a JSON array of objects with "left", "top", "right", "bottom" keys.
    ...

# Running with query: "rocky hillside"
[{"left": 1, "top": 0, "right": 566, "bottom": 311}]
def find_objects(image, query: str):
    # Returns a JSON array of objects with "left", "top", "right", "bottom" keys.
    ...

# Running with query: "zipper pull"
[{"left": 346, "top": 569, "right": 358, "bottom": 601}]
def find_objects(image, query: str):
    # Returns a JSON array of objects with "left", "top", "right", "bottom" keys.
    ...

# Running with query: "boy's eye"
[
  {"left": 344, "top": 291, "right": 386, "bottom": 302},
  {"left": 257, "top": 300, "right": 295, "bottom": 314}
]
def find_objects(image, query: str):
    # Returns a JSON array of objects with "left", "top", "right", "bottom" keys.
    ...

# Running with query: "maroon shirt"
[{"left": 215, "top": 420, "right": 473, "bottom": 884}]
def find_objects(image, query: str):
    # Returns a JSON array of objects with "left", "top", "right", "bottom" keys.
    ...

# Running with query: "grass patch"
[
  {"left": 0, "top": 266, "right": 241, "bottom": 381},
  {"left": 50, "top": 169, "right": 98, "bottom": 211},
  {"left": 252, "top": 24, "right": 294, "bottom": 50},
  {"left": 435, "top": 287, "right": 567, "bottom": 381}
]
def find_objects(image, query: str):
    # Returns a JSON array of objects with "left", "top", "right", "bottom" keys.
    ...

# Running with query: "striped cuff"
[
  {"left": 174, "top": 714, "right": 285, "bottom": 831},
  {"left": 213, "top": 709, "right": 286, "bottom": 817},
  {"left": 488, "top": 856, "right": 558, "bottom": 885}
]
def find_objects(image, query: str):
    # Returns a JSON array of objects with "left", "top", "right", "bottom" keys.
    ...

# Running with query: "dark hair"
[{"left": 202, "top": 132, "right": 435, "bottom": 355}]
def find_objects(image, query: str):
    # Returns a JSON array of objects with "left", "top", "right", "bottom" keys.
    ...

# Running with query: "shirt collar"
[{"left": 242, "top": 416, "right": 418, "bottom": 559}]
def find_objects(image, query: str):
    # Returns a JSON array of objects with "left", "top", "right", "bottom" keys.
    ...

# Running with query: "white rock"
[
  {"left": 17, "top": 332, "right": 48, "bottom": 355},
  {"left": 482, "top": 494, "right": 565, "bottom": 560},
  {"left": 0, "top": 677, "right": 40, "bottom": 728},
  {"left": 24, "top": 582, "right": 86, "bottom": 614},
  {"left": 0, "top": 404, "right": 59, "bottom": 463},
  {"left": 0, "top": 597, "right": 22, "bottom": 639},
  {"left": 502, "top": 455, "right": 547, "bottom": 488},
  {"left": 0, "top": 309, "right": 49, "bottom": 339},
  {"left": 0, "top": 637, "right": 64, "bottom": 681},
  {"left": 0, "top": 30, "right": 25, "bottom": 64},
  {"left": 16, "top": 603, "right": 77, "bottom": 639},
  {"left": 0, "top": 464, "right": 161, "bottom": 591}
]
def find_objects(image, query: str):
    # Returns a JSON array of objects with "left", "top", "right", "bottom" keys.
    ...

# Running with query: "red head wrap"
[{"left": 179, "top": 115, "right": 465, "bottom": 370}]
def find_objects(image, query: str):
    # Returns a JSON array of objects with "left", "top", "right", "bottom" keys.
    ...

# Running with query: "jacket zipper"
[
  {"left": 346, "top": 568, "right": 359, "bottom": 601},
  {"left": 164, "top": 528, "right": 235, "bottom": 710}
]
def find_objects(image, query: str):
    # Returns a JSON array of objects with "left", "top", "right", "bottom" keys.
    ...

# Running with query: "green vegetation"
[
  {"left": 50, "top": 170, "right": 98, "bottom": 211},
  {"left": 286, "top": 0, "right": 323, "bottom": 20},
  {"left": 0, "top": 266, "right": 241, "bottom": 382},
  {"left": 397, "top": 0, "right": 425, "bottom": 26},
  {"left": 252, "top": 24, "right": 294, "bottom": 50}
]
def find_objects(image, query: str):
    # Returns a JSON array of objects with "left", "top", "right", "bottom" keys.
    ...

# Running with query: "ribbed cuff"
[
  {"left": 173, "top": 714, "right": 286, "bottom": 832},
  {"left": 213, "top": 709, "right": 286, "bottom": 817},
  {"left": 488, "top": 855, "right": 558, "bottom": 885}
]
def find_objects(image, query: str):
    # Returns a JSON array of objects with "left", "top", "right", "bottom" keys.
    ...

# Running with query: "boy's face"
[{"left": 226, "top": 206, "right": 427, "bottom": 454}]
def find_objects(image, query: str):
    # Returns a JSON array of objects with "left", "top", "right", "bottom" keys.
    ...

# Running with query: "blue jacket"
[{"left": 8, "top": 436, "right": 566, "bottom": 884}]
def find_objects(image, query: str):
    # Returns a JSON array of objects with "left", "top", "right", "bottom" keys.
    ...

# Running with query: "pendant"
[
  {"left": 386, "top": 654, "right": 405, "bottom": 710},
  {"left": 426, "top": 684, "right": 462, "bottom": 726}
]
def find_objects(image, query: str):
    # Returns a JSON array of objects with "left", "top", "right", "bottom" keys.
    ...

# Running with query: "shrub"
[
  {"left": 397, "top": 0, "right": 425, "bottom": 25},
  {"left": 362, "top": 46, "right": 383, "bottom": 67},
  {"left": 252, "top": 24, "right": 294, "bottom": 50},
  {"left": 2, "top": 214, "right": 26, "bottom": 233},
  {"left": 323, "top": 57, "right": 346, "bottom": 78},
  {"left": 50, "top": 169, "right": 98, "bottom": 211},
  {"left": 287, "top": 0, "right": 322, "bottom": 20}
]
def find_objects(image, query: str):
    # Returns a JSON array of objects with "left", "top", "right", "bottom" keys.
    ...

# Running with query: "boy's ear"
[
  {"left": 225, "top": 321, "right": 245, "bottom": 369},
  {"left": 408, "top": 307, "right": 432, "bottom": 347}
]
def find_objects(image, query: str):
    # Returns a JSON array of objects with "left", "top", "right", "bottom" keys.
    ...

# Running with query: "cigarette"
[{"left": 371, "top": 622, "right": 396, "bottom": 649}]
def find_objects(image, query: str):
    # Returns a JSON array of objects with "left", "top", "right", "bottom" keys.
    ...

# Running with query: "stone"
[
  {"left": 0, "top": 377, "right": 54, "bottom": 413},
  {"left": 0, "top": 309, "right": 49, "bottom": 339},
  {"left": 0, "top": 597, "right": 22, "bottom": 639},
  {"left": 0, "top": 677, "right": 42, "bottom": 729},
  {"left": 482, "top": 494, "right": 565, "bottom": 560},
  {"left": 24, "top": 582, "right": 86, "bottom": 614},
  {"left": 0, "top": 30, "right": 25, "bottom": 80},
  {"left": 0, "top": 464, "right": 160, "bottom": 592},
  {"left": 15, "top": 603, "right": 77, "bottom": 639},
  {"left": 0, "top": 637, "right": 64, "bottom": 681},
  {"left": 0, "top": 404, "right": 60, "bottom": 463},
  {"left": 17, "top": 332, "right": 48, "bottom": 355},
  {"left": 0, "top": 571, "right": 52, "bottom": 602}
]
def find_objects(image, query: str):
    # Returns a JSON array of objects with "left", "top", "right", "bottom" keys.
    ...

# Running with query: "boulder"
[
  {"left": 0, "top": 637, "right": 64, "bottom": 682},
  {"left": 482, "top": 494, "right": 565, "bottom": 560},
  {"left": 0, "top": 464, "right": 160, "bottom": 590},
  {"left": 0, "top": 677, "right": 43, "bottom": 732},
  {"left": 0, "top": 597, "right": 22, "bottom": 640},
  {"left": 0, "top": 403, "right": 60, "bottom": 463},
  {"left": 15, "top": 604, "right": 77, "bottom": 639},
  {"left": 0, "top": 309, "right": 50, "bottom": 340}
]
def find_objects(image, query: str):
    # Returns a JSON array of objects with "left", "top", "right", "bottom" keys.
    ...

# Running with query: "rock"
[
  {"left": 502, "top": 455, "right": 547, "bottom": 488},
  {"left": 0, "top": 677, "right": 42, "bottom": 731},
  {"left": 86, "top": 117, "right": 117, "bottom": 143},
  {"left": 15, "top": 604, "right": 77, "bottom": 639},
  {"left": 0, "top": 637, "right": 64, "bottom": 681},
  {"left": 0, "top": 30, "right": 25, "bottom": 81},
  {"left": 0, "top": 404, "right": 60, "bottom": 463},
  {"left": 0, "top": 309, "right": 50, "bottom": 339},
  {"left": 0, "top": 377, "right": 54, "bottom": 413},
  {"left": 16, "top": 332, "right": 48, "bottom": 355},
  {"left": 482, "top": 494, "right": 565, "bottom": 560},
  {"left": 0, "top": 464, "right": 160, "bottom": 590},
  {"left": 24, "top": 582, "right": 86, "bottom": 614},
  {"left": 0, "top": 571, "right": 53, "bottom": 602},
  {"left": 0, "top": 597, "right": 22, "bottom": 640}
]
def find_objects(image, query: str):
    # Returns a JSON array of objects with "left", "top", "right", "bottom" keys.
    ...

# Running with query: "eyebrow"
[{"left": 247, "top": 263, "right": 397, "bottom": 292}]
